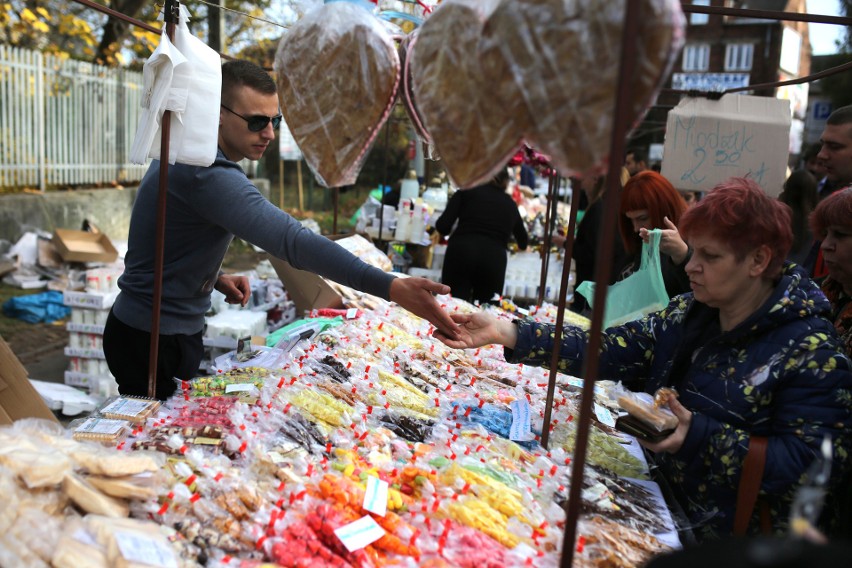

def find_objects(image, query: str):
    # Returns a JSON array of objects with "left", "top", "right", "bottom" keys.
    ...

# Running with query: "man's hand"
[
  {"left": 638, "top": 394, "right": 693, "bottom": 454},
  {"left": 215, "top": 274, "right": 251, "bottom": 307},
  {"left": 639, "top": 217, "right": 689, "bottom": 264},
  {"left": 434, "top": 312, "right": 517, "bottom": 350},
  {"left": 389, "top": 277, "right": 460, "bottom": 340}
]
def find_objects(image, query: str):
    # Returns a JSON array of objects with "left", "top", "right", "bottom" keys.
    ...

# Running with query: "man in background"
[
  {"left": 625, "top": 147, "right": 648, "bottom": 177},
  {"left": 817, "top": 105, "right": 852, "bottom": 200}
]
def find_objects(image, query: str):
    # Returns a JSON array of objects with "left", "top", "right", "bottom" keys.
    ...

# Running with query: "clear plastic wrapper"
[
  {"left": 63, "top": 473, "right": 130, "bottom": 518},
  {"left": 614, "top": 386, "right": 679, "bottom": 433},
  {"left": 213, "top": 346, "right": 289, "bottom": 373},
  {"left": 477, "top": 0, "right": 684, "bottom": 177},
  {"left": 410, "top": 0, "right": 519, "bottom": 189},
  {"left": 99, "top": 396, "right": 161, "bottom": 423},
  {"left": 70, "top": 416, "right": 130, "bottom": 444},
  {"left": 5, "top": 507, "right": 62, "bottom": 564},
  {"left": 274, "top": 1, "right": 400, "bottom": 188},
  {"left": 398, "top": 30, "right": 441, "bottom": 163},
  {"left": 0, "top": 440, "right": 73, "bottom": 488},
  {"left": 69, "top": 444, "right": 162, "bottom": 477}
]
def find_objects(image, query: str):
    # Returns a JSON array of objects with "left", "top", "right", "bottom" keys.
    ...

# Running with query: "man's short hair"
[
  {"left": 626, "top": 146, "right": 647, "bottom": 164},
  {"left": 826, "top": 105, "right": 852, "bottom": 126},
  {"left": 221, "top": 60, "right": 277, "bottom": 106}
]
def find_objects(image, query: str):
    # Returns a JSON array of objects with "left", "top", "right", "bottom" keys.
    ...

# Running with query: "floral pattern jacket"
[
  {"left": 822, "top": 276, "right": 852, "bottom": 357},
  {"left": 508, "top": 264, "right": 852, "bottom": 540}
]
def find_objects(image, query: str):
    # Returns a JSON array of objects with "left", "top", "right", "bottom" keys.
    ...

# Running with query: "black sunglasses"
[{"left": 221, "top": 104, "right": 283, "bottom": 132}]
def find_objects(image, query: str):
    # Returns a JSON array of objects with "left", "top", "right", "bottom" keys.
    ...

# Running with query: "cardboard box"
[
  {"left": 269, "top": 256, "right": 345, "bottom": 315},
  {"left": 267, "top": 234, "right": 392, "bottom": 316},
  {"left": 0, "top": 335, "right": 59, "bottom": 425},
  {"left": 661, "top": 94, "right": 791, "bottom": 196},
  {"left": 52, "top": 228, "right": 118, "bottom": 263}
]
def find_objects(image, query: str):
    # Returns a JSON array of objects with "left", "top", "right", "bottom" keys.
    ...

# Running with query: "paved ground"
[{"left": 4, "top": 320, "right": 68, "bottom": 383}]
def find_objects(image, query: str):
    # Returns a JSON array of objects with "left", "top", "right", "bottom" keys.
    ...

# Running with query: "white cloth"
[{"left": 129, "top": 6, "right": 221, "bottom": 167}]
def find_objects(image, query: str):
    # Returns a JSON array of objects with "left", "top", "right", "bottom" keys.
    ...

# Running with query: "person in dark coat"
[
  {"left": 571, "top": 170, "right": 630, "bottom": 313},
  {"left": 434, "top": 169, "right": 528, "bottom": 305},
  {"left": 778, "top": 169, "right": 818, "bottom": 267},
  {"left": 436, "top": 177, "right": 852, "bottom": 542}
]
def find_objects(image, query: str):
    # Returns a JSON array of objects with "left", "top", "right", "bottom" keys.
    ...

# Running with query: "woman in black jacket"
[{"left": 435, "top": 169, "right": 528, "bottom": 304}]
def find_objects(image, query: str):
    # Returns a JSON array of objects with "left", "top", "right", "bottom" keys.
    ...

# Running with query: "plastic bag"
[
  {"left": 576, "top": 229, "right": 669, "bottom": 328},
  {"left": 274, "top": 1, "right": 399, "bottom": 188},
  {"left": 2, "top": 290, "right": 70, "bottom": 323}
]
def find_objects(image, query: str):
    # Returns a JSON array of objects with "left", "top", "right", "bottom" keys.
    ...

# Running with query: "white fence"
[{"left": 0, "top": 44, "right": 149, "bottom": 190}]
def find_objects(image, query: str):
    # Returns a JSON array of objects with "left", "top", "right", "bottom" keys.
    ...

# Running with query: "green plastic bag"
[{"left": 576, "top": 229, "right": 669, "bottom": 328}]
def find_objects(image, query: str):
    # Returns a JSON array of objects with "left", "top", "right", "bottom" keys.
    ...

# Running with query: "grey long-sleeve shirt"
[{"left": 113, "top": 149, "right": 394, "bottom": 335}]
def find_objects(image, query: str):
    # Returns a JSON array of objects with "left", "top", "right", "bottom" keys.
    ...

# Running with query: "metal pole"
[
  {"left": 148, "top": 0, "right": 180, "bottom": 399},
  {"left": 207, "top": 0, "right": 224, "bottom": 53},
  {"left": 560, "top": 1, "right": 641, "bottom": 565},
  {"left": 537, "top": 173, "right": 556, "bottom": 305},
  {"left": 332, "top": 187, "right": 339, "bottom": 234},
  {"left": 378, "top": 119, "right": 392, "bottom": 242},
  {"left": 541, "top": 175, "right": 577, "bottom": 450}
]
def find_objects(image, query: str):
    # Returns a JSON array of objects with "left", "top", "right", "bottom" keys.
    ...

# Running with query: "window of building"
[
  {"left": 683, "top": 44, "right": 710, "bottom": 71},
  {"left": 690, "top": 0, "right": 710, "bottom": 25},
  {"left": 725, "top": 43, "right": 754, "bottom": 71}
]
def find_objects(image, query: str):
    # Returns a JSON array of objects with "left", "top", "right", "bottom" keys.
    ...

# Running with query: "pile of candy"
[{"left": 0, "top": 293, "right": 676, "bottom": 567}]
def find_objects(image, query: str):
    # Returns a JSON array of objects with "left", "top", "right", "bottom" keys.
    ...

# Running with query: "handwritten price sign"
[{"left": 661, "top": 95, "right": 790, "bottom": 197}]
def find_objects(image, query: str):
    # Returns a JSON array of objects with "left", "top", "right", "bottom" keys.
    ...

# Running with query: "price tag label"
[
  {"left": 362, "top": 475, "right": 389, "bottom": 517},
  {"left": 334, "top": 515, "right": 386, "bottom": 552},
  {"left": 114, "top": 531, "right": 178, "bottom": 568},
  {"left": 509, "top": 398, "right": 535, "bottom": 442},
  {"left": 268, "top": 451, "right": 286, "bottom": 464},
  {"left": 75, "top": 417, "right": 127, "bottom": 436},
  {"left": 346, "top": 308, "right": 359, "bottom": 319},
  {"left": 225, "top": 383, "right": 256, "bottom": 393},
  {"left": 594, "top": 403, "right": 616, "bottom": 427},
  {"left": 100, "top": 397, "right": 153, "bottom": 418},
  {"left": 564, "top": 377, "right": 604, "bottom": 396}
]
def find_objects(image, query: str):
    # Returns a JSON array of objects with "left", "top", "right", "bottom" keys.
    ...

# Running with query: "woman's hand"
[
  {"left": 639, "top": 216, "right": 690, "bottom": 264},
  {"left": 638, "top": 394, "right": 693, "bottom": 453},
  {"left": 434, "top": 312, "right": 518, "bottom": 350},
  {"left": 215, "top": 274, "right": 251, "bottom": 307}
]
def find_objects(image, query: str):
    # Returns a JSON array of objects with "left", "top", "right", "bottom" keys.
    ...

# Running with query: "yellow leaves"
[
  {"left": 615, "top": 336, "right": 627, "bottom": 348},
  {"left": 822, "top": 357, "right": 837, "bottom": 373},
  {"left": 20, "top": 8, "right": 37, "bottom": 23},
  {"left": 32, "top": 20, "right": 49, "bottom": 33},
  {"left": 36, "top": 7, "right": 49, "bottom": 19}
]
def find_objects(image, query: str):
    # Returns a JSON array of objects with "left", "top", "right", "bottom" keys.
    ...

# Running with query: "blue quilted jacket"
[{"left": 508, "top": 264, "right": 852, "bottom": 540}]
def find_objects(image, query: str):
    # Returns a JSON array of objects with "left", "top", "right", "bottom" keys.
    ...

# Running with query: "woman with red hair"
[
  {"left": 617, "top": 171, "right": 690, "bottom": 298},
  {"left": 437, "top": 177, "right": 852, "bottom": 541},
  {"left": 810, "top": 187, "right": 852, "bottom": 356}
]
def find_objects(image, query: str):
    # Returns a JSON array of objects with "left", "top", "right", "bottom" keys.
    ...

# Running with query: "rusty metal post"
[
  {"left": 148, "top": 0, "right": 180, "bottom": 399},
  {"left": 560, "top": 1, "right": 641, "bottom": 565},
  {"left": 540, "top": 175, "right": 578, "bottom": 450},
  {"left": 537, "top": 173, "right": 556, "bottom": 305}
]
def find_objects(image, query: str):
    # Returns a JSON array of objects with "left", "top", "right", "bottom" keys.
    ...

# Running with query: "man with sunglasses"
[{"left": 104, "top": 60, "right": 459, "bottom": 400}]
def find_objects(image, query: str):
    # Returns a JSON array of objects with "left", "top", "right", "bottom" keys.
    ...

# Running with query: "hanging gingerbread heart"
[
  {"left": 398, "top": 33, "right": 432, "bottom": 147},
  {"left": 275, "top": 2, "right": 400, "bottom": 188},
  {"left": 409, "top": 0, "right": 528, "bottom": 188},
  {"left": 479, "top": 0, "right": 684, "bottom": 177}
]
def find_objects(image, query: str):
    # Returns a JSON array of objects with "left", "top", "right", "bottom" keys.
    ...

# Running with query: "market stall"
[{"left": 1, "top": 284, "right": 679, "bottom": 567}]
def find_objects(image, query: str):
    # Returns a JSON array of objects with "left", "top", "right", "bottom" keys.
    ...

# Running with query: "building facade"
[{"left": 636, "top": 0, "right": 811, "bottom": 164}]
